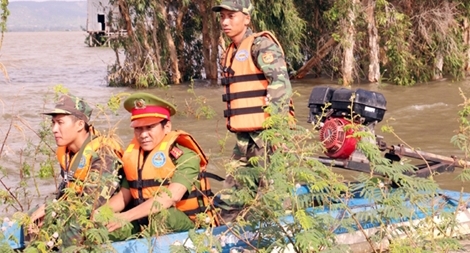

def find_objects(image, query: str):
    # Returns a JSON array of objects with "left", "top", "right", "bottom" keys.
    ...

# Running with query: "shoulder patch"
[
  {"left": 170, "top": 146, "right": 184, "bottom": 159},
  {"left": 262, "top": 51, "right": 274, "bottom": 64}
]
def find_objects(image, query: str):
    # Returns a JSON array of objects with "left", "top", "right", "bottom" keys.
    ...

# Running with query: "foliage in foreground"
[
  {"left": 2, "top": 87, "right": 470, "bottom": 252},
  {"left": 189, "top": 109, "right": 454, "bottom": 252}
]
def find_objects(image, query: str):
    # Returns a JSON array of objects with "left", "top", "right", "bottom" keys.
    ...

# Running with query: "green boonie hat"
[
  {"left": 123, "top": 92, "right": 177, "bottom": 128},
  {"left": 43, "top": 94, "right": 93, "bottom": 123},
  {"left": 212, "top": 0, "right": 253, "bottom": 15}
]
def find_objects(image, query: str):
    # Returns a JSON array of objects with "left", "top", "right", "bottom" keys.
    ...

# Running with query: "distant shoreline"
[
  {"left": 7, "top": 1, "right": 86, "bottom": 32},
  {"left": 6, "top": 28, "right": 84, "bottom": 32}
]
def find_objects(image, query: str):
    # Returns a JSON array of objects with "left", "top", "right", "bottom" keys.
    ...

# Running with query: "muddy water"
[{"left": 1, "top": 31, "right": 469, "bottom": 213}]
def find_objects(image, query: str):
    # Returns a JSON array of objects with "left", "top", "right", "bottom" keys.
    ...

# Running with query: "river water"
[{"left": 1, "top": 31, "right": 470, "bottom": 213}]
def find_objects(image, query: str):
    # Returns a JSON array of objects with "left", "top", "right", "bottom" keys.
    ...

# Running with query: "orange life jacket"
[
  {"left": 222, "top": 31, "right": 295, "bottom": 132},
  {"left": 56, "top": 135, "right": 123, "bottom": 196},
  {"left": 122, "top": 130, "right": 218, "bottom": 226}
]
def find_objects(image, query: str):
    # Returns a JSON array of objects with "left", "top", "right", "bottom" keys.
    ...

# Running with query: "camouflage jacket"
[
  {"left": 249, "top": 28, "right": 292, "bottom": 109},
  {"left": 232, "top": 28, "right": 293, "bottom": 155}
]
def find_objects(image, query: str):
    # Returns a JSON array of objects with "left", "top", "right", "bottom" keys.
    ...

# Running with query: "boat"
[
  {"left": 109, "top": 188, "right": 470, "bottom": 253},
  {"left": 4, "top": 184, "right": 470, "bottom": 253},
  {"left": 4, "top": 87, "right": 470, "bottom": 252}
]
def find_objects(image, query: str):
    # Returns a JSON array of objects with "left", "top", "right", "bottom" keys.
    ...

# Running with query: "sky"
[{"left": 9, "top": 0, "right": 86, "bottom": 2}]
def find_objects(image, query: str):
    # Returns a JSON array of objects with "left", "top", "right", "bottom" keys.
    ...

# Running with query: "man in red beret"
[{"left": 102, "top": 92, "right": 218, "bottom": 239}]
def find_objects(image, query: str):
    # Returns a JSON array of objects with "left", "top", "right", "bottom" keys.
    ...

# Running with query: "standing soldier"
[{"left": 212, "top": 0, "right": 294, "bottom": 220}]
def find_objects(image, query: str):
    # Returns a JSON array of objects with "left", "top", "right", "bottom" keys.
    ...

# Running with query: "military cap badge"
[{"left": 134, "top": 98, "right": 146, "bottom": 109}]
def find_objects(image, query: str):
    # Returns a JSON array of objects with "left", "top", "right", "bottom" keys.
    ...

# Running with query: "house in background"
[{"left": 86, "top": 0, "right": 123, "bottom": 47}]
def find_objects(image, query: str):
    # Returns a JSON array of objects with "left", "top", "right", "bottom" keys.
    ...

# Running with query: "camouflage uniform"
[
  {"left": 46, "top": 95, "right": 123, "bottom": 206},
  {"left": 213, "top": 1, "right": 293, "bottom": 214},
  {"left": 39, "top": 94, "right": 123, "bottom": 248},
  {"left": 231, "top": 27, "right": 293, "bottom": 167}
]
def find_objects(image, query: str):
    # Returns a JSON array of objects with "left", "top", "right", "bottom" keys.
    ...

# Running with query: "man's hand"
[
  {"left": 105, "top": 212, "right": 129, "bottom": 233},
  {"left": 28, "top": 204, "right": 46, "bottom": 235}
]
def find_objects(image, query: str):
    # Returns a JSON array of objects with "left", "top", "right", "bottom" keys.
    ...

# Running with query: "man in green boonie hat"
[
  {"left": 43, "top": 94, "right": 93, "bottom": 124},
  {"left": 101, "top": 92, "right": 219, "bottom": 239},
  {"left": 29, "top": 93, "right": 123, "bottom": 248},
  {"left": 212, "top": 0, "right": 295, "bottom": 223},
  {"left": 212, "top": 0, "right": 254, "bottom": 15}
]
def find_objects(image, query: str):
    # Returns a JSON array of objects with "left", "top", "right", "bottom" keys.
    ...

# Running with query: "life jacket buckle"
[
  {"left": 223, "top": 109, "right": 230, "bottom": 118},
  {"left": 221, "top": 78, "right": 230, "bottom": 86}
]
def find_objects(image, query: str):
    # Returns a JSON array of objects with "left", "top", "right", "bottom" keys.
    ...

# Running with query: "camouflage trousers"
[
  {"left": 220, "top": 132, "right": 273, "bottom": 210},
  {"left": 231, "top": 131, "right": 270, "bottom": 167}
]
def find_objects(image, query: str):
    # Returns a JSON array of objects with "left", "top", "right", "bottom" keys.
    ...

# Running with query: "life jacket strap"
[
  {"left": 182, "top": 188, "right": 214, "bottom": 199},
  {"left": 128, "top": 179, "right": 170, "bottom": 189},
  {"left": 224, "top": 106, "right": 265, "bottom": 118},
  {"left": 221, "top": 73, "right": 266, "bottom": 86},
  {"left": 130, "top": 171, "right": 225, "bottom": 227},
  {"left": 222, "top": 89, "right": 267, "bottom": 102},
  {"left": 222, "top": 66, "right": 235, "bottom": 76},
  {"left": 199, "top": 171, "right": 225, "bottom": 181}
]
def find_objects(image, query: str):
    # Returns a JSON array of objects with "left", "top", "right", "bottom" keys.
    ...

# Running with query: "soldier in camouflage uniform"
[
  {"left": 28, "top": 94, "right": 123, "bottom": 248},
  {"left": 212, "top": 0, "right": 293, "bottom": 219}
]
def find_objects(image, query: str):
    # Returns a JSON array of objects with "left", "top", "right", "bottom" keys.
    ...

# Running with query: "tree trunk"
[
  {"left": 218, "top": 35, "right": 226, "bottom": 66},
  {"left": 151, "top": 12, "right": 163, "bottom": 74},
  {"left": 341, "top": 0, "right": 358, "bottom": 86},
  {"left": 365, "top": 0, "right": 380, "bottom": 83},
  {"left": 434, "top": 52, "right": 444, "bottom": 80},
  {"left": 464, "top": 18, "right": 470, "bottom": 75},
  {"left": 157, "top": 1, "right": 181, "bottom": 84},
  {"left": 292, "top": 37, "right": 337, "bottom": 79},
  {"left": 117, "top": 0, "right": 133, "bottom": 38},
  {"left": 209, "top": 11, "right": 220, "bottom": 81},
  {"left": 197, "top": 0, "right": 220, "bottom": 80},
  {"left": 175, "top": 3, "right": 188, "bottom": 80}
]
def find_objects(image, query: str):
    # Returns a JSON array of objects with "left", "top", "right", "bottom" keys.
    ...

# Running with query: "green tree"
[{"left": 251, "top": 0, "right": 305, "bottom": 63}]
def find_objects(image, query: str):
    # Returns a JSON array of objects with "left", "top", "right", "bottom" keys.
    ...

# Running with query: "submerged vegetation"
[
  {"left": 102, "top": 0, "right": 470, "bottom": 87},
  {"left": 1, "top": 86, "right": 470, "bottom": 252}
]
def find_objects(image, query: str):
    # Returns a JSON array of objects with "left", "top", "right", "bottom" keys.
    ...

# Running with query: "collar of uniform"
[
  {"left": 242, "top": 28, "right": 253, "bottom": 41},
  {"left": 234, "top": 28, "right": 254, "bottom": 49}
]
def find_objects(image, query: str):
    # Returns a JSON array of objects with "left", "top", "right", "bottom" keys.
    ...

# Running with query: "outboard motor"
[
  {"left": 307, "top": 86, "right": 336, "bottom": 125},
  {"left": 307, "top": 86, "right": 464, "bottom": 178},
  {"left": 320, "top": 117, "right": 357, "bottom": 159},
  {"left": 307, "top": 87, "right": 387, "bottom": 159}
]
